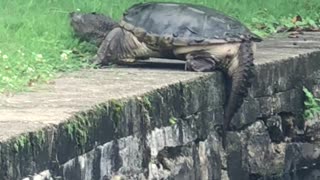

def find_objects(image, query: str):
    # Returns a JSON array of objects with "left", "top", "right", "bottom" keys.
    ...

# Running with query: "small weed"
[
  {"left": 303, "top": 87, "right": 320, "bottom": 120},
  {"left": 169, "top": 116, "right": 177, "bottom": 126}
]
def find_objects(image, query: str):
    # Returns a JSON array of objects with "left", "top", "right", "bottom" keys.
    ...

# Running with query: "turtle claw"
[
  {"left": 185, "top": 51, "right": 217, "bottom": 72},
  {"left": 89, "top": 55, "right": 103, "bottom": 66}
]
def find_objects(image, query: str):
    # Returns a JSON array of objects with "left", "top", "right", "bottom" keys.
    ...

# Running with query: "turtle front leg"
[
  {"left": 96, "top": 27, "right": 157, "bottom": 66},
  {"left": 185, "top": 51, "right": 218, "bottom": 72}
]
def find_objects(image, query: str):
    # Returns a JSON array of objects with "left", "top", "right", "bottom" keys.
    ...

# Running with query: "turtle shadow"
[{"left": 103, "top": 58, "right": 187, "bottom": 71}]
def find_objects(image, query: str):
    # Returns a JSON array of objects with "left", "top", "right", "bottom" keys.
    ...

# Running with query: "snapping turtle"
[{"left": 70, "top": 2, "right": 262, "bottom": 134}]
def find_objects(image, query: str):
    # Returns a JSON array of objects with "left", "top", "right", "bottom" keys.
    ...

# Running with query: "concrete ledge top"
[{"left": 1, "top": 32, "right": 320, "bottom": 142}]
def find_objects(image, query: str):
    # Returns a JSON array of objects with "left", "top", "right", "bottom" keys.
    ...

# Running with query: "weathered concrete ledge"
[{"left": 1, "top": 32, "right": 320, "bottom": 180}]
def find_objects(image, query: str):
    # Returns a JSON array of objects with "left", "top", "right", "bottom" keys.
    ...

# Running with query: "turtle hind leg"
[
  {"left": 223, "top": 40, "right": 254, "bottom": 132},
  {"left": 185, "top": 51, "right": 218, "bottom": 72},
  {"left": 96, "top": 27, "right": 155, "bottom": 66}
]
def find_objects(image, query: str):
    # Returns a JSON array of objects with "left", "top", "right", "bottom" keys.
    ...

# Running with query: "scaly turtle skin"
[{"left": 70, "top": 2, "right": 262, "bottom": 142}]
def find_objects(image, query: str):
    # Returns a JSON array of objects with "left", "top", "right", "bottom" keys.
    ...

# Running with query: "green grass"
[{"left": 1, "top": 0, "right": 320, "bottom": 92}]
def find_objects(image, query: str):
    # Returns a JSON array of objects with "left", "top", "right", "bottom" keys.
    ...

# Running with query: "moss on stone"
[
  {"left": 13, "top": 134, "right": 31, "bottom": 152},
  {"left": 64, "top": 109, "right": 100, "bottom": 151},
  {"left": 110, "top": 100, "right": 124, "bottom": 128},
  {"left": 143, "top": 96, "right": 152, "bottom": 111},
  {"left": 65, "top": 119, "right": 88, "bottom": 149},
  {"left": 61, "top": 101, "right": 124, "bottom": 151},
  {"left": 34, "top": 130, "right": 46, "bottom": 150}
]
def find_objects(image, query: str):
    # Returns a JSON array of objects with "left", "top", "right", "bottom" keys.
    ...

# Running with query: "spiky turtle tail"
[{"left": 223, "top": 40, "right": 255, "bottom": 131}]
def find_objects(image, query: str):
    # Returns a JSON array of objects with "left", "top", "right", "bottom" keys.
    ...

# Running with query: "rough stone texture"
[
  {"left": 60, "top": 126, "right": 223, "bottom": 180},
  {"left": 1, "top": 32, "right": 320, "bottom": 180}
]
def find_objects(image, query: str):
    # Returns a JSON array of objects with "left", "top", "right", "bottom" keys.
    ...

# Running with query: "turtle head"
[{"left": 69, "top": 12, "right": 118, "bottom": 46}]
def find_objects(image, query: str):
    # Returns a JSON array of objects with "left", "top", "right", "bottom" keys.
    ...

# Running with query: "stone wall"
[
  {"left": 59, "top": 51, "right": 320, "bottom": 180},
  {"left": 1, "top": 33, "right": 320, "bottom": 180}
]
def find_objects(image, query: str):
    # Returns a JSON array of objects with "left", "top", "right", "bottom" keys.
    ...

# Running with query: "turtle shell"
[{"left": 121, "top": 2, "right": 261, "bottom": 47}]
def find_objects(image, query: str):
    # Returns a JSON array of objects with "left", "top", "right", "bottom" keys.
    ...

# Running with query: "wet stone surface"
[{"left": 2, "top": 32, "right": 320, "bottom": 180}]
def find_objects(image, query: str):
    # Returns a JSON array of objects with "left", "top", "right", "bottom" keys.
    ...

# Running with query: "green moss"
[
  {"left": 136, "top": 96, "right": 152, "bottom": 127},
  {"left": 34, "top": 130, "right": 46, "bottom": 148},
  {"left": 13, "top": 134, "right": 31, "bottom": 152},
  {"left": 143, "top": 96, "right": 152, "bottom": 111},
  {"left": 12, "top": 129, "right": 47, "bottom": 153},
  {"left": 141, "top": 95, "right": 156, "bottom": 114},
  {"left": 110, "top": 100, "right": 124, "bottom": 128},
  {"left": 64, "top": 110, "right": 99, "bottom": 151}
]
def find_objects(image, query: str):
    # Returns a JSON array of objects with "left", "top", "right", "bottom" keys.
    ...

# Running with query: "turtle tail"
[{"left": 223, "top": 40, "right": 255, "bottom": 131}]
